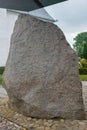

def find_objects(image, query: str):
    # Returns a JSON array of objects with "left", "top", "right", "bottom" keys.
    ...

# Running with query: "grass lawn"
[
  {"left": 80, "top": 75, "right": 87, "bottom": 81},
  {"left": 0, "top": 75, "right": 2, "bottom": 85}
]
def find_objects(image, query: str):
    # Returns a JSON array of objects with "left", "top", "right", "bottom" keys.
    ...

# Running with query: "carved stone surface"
[{"left": 3, "top": 14, "right": 85, "bottom": 119}]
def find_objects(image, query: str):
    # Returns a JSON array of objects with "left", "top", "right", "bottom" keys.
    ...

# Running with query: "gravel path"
[{"left": 0, "top": 117, "right": 25, "bottom": 130}]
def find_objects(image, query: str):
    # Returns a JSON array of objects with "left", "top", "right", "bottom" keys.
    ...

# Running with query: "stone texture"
[{"left": 3, "top": 14, "right": 85, "bottom": 119}]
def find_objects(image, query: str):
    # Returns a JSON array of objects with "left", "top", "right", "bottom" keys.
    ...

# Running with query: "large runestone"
[{"left": 3, "top": 14, "right": 85, "bottom": 119}]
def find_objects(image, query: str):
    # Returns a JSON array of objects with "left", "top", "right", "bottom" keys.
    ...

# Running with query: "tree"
[
  {"left": 73, "top": 32, "right": 87, "bottom": 58},
  {"left": 83, "top": 43, "right": 87, "bottom": 59}
]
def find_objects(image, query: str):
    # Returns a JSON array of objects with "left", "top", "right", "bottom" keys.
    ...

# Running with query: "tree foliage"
[
  {"left": 0, "top": 66, "right": 5, "bottom": 75},
  {"left": 73, "top": 32, "right": 87, "bottom": 58},
  {"left": 83, "top": 43, "right": 87, "bottom": 59}
]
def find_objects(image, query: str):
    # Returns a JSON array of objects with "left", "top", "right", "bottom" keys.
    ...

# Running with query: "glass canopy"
[
  {"left": 0, "top": 0, "right": 67, "bottom": 12},
  {"left": 1, "top": 0, "right": 67, "bottom": 22}
]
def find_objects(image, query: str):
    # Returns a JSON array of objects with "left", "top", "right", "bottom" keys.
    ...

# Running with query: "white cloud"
[
  {"left": 0, "top": 9, "right": 17, "bottom": 66},
  {"left": 46, "top": 0, "right": 87, "bottom": 46},
  {"left": 46, "top": 0, "right": 87, "bottom": 29}
]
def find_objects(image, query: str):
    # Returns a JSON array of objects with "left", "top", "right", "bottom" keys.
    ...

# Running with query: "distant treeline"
[{"left": 0, "top": 66, "right": 5, "bottom": 75}]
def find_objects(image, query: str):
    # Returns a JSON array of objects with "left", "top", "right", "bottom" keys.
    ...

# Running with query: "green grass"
[
  {"left": 80, "top": 75, "right": 87, "bottom": 81},
  {"left": 0, "top": 75, "right": 2, "bottom": 85}
]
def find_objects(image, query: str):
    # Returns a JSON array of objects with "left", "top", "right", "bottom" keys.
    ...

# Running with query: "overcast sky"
[{"left": 0, "top": 0, "right": 87, "bottom": 66}]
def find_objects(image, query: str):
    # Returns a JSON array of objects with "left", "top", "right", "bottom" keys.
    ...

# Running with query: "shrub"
[
  {"left": 80, "top": 58, "right": 87, "bottom": 68},
  {"left": 79, "top": 68, "right": 87, "bottom": 75},
  {"left": 0, "top": 66, "right": 5, "bottom": 75}
]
